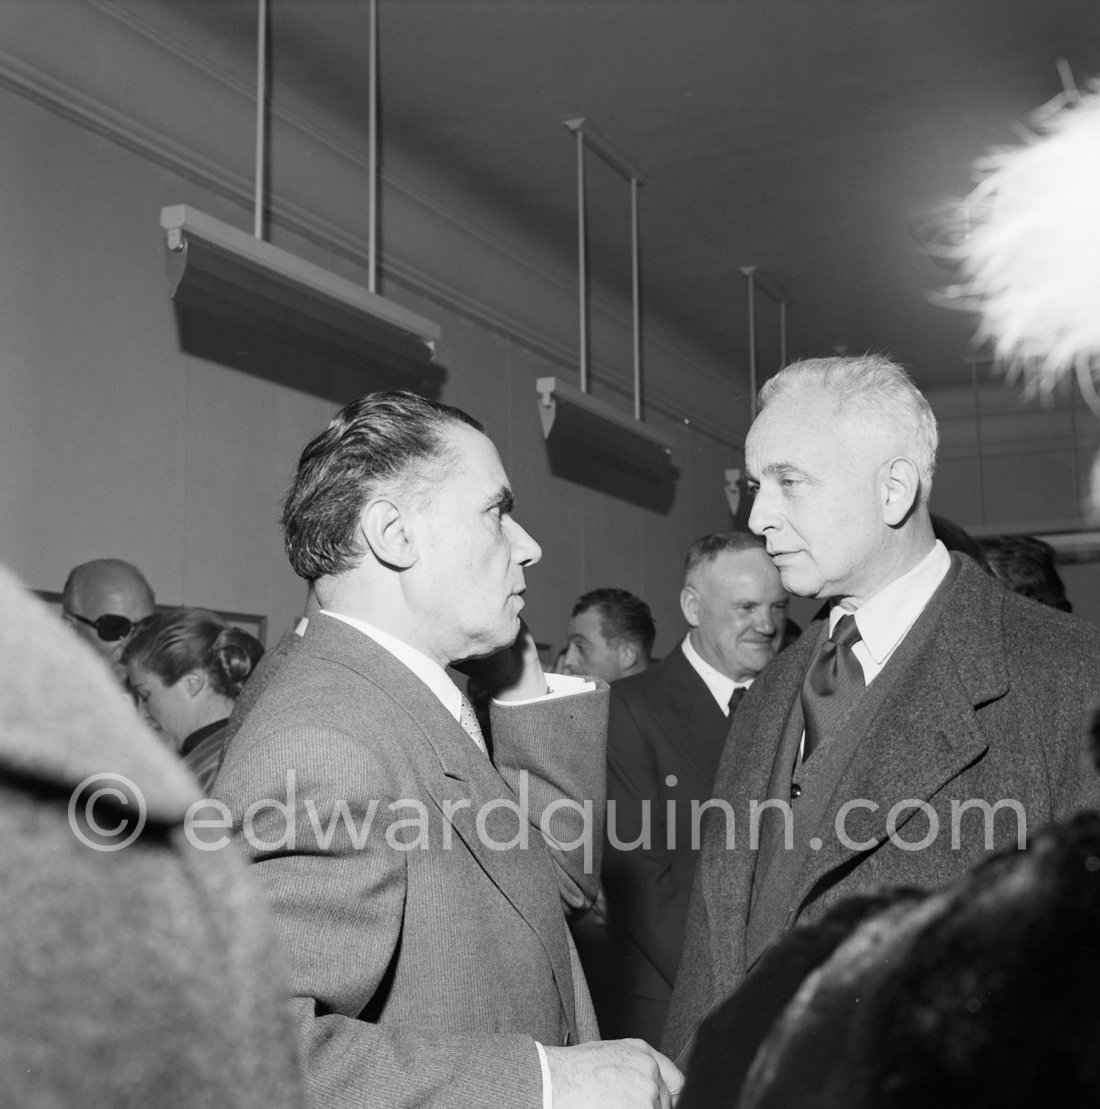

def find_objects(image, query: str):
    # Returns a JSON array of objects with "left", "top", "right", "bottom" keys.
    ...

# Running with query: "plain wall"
[
  {"left": 0, "top": 1, "right": 746, "bottom": 657},
  {"left": 2, "top": 0, "right": 1096, "bottom": 657}
]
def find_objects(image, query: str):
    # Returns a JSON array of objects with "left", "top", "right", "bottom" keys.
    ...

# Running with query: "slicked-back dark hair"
[
  {"left": 573, "top": 587, "right": 656, "bottom": 662},
  {"left": 281, "top": 391, "right": 483, "bottom": 582}
]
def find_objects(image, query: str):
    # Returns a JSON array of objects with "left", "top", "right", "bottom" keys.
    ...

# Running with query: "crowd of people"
[{"left": 8, "top": 353, "right": 1100, "bottom": 1107}]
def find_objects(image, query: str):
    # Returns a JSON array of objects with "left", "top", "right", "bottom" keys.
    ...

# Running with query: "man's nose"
[
  {"left": 507, "top": 518, "right": 542, "bottom": 567},
  {"left": 747, "top": 490, "right": 775, "bottom": 536},
  {"left": 755, "top": 608, "right": 776, "bottom": 635}
]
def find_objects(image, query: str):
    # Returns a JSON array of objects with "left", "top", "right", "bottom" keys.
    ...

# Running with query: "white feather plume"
[{"left": 954, "top": 81, "right": 1100, "bottom": 409}]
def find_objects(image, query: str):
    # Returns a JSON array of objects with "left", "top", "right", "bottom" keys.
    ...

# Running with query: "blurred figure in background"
[
  {"left": 61, "top": 558, "right": 156, "bottom": 682},
  {"left": 726, "top": 812, "right": 1100, "bottom": 1109},
  {"left": 980, "top": 534, "right": 1072, "bottom": 612},
  {"left": 0, "top": 563, "right": 302, "bottom": 1108},
  {"left": 123, "top": 608, "right": 264, "bottom": 793},
  {"left": 561, "top": 587, "right": 656, "bottom": 683}
]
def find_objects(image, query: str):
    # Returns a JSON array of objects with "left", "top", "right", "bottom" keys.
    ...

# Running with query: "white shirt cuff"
[
  {"left": 492, "top": 672, "right": 595, "bottom": 707},
  {"left": 535, "top": 1041, "right": 554, "bottom": 1109}
]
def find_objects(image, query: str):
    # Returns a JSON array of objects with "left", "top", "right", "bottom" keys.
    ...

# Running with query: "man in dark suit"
[
  {"left": 214, "top": 391, "right": 681, "bottom": 1109},
  {"left": 664, "top": 354, "right": 1100, "bottom": 1064},
  {"left": 599, "top": 532, "right": 787, "bottom": 1043}
]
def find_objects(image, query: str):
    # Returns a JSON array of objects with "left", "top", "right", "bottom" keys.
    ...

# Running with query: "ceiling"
[{"left": 143, "top": 0, "right": 1100, "bottom": 391}]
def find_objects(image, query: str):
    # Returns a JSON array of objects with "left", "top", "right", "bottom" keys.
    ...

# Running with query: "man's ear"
[
  {"left": 617, "top": 639, "right": 639, "bottom": 672},
  {"left": 680, "top": 585, "right": 701, "bottom": 628},
  {"left": 881, "top": 456, "right": 922, "bottom": 526},
  {"left": 360, "top": 497, "right": 418, "bottom": 569}
]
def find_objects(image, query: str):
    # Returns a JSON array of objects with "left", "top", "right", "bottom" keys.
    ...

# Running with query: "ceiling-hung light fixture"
[
  {"left": 536, "top": 117, "right": 673, "bottom": 471},
  {"left": 160, "top": 0, "right": 440, "bottom": 379}
]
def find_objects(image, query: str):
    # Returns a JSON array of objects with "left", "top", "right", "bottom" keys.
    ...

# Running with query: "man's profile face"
[
  {"left": 681, "top": 548, "right": 788, "bottom": 682},
  {"left": 562, "top": 607, "right": 630, "bottom": 683},
  {"left": 745, "top": 386, "right": 887, "bottom": 604},
  {"left": 409, "top": 424, "right": 542, "bottom": 664}
]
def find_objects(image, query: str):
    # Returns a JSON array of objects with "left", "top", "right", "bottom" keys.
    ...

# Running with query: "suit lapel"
[
  {"left": 311, "top": 616, "right": 580, "bottom": 1036},
  {"left": 655, "top": 646, "right": 731, "bottom": 784}
]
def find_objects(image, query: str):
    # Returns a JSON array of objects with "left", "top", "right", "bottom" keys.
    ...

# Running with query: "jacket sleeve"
[{"left": 490, "top": 681, "right": 610, "bottom": 912}]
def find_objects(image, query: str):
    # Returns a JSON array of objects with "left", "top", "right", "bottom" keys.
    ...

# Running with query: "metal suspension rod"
[
  {"left": 575, "top": 125, "right": 588, "bottom": 392},
  {"left": 631, "top": 175, "right": 641, "bottom": 419},
  {"left": 368, "top": 0, "right": 378, "bottom": 292},
  {"left": 253, "top": 0, "right": 268, "bottom": 239},
  {"left": 741, "top": 266, "right": 758, "bottom": 412}
]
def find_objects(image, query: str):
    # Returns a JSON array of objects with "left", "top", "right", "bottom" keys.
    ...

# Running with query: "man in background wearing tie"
[
  {"left": 664, "top": 355, "right": 1100, "bottom": 1066},
  {"left": 214, "top": 391, "right": 681, "bottom": 1109},
  {"left": 598, "top": 531, "right": 788, "bottom": 1044}
]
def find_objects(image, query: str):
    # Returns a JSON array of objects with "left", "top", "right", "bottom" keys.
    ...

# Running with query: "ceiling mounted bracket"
[
  {"left": 538, "top": 118, "right": 672, "bottom": 470},
  {"left": 160, "top": 0, "right": 440, "bottom": 381}
]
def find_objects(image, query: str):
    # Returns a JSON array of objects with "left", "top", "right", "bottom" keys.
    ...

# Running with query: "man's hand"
[
  {"left": 453, "top": 620, "right": 547, "bottom": 702},
  {"left": 544, "top": 1039, "right": 684, "bottom": 1108}
]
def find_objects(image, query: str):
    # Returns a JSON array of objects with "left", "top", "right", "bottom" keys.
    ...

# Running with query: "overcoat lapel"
[
  {"left": 703, "top": 631, "right": 815, "bottom": 976},
  {"left": 792, "top": 562, "right": 1009, "bottom": 909}
]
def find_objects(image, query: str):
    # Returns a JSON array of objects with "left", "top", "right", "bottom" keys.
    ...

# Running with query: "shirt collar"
[
  {"left": 320, "top": 610, "right": 463, "bottom": 721},
  {"left": 830, "top": 540, "right": 951, "bottom": 664},
  {"left": 681, "top": 633, "right": 752, "bottom": 714}
]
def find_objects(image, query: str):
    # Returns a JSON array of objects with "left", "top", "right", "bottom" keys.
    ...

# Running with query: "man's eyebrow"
[
  {"left": 485, "top": 487, "right": 516, "bottom": 513},
  {"left": 748, "top": 462, "right": 810, "bottom": 480}
]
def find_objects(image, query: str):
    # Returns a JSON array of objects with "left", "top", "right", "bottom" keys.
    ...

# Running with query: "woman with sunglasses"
[{"left": 122, "top": 608, "right": 264, "bottom": 793}]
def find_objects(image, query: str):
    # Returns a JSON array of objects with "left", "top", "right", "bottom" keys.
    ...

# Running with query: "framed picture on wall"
[{"left": 32, "top": 591, "right": 269, "bottom": 647}]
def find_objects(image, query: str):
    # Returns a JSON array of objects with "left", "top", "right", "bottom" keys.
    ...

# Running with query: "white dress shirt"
[
  {"left": 830, "top": 539, "right": 952, "bottom": 686},
  {"left": 796, "top": 540, "right": 952, "bottom": 762},
  {"left": 682, "top": 633, "right": 753, "bottom": 715}
]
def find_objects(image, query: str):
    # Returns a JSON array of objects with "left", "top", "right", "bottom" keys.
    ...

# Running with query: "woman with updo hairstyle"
[{"left": 122, "top": 607, "right": 264, "bottom": 793}]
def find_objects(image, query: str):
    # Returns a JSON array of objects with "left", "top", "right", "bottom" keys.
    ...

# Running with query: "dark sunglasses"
[{"left": 66, "top": 611, "right": 149, "bottom": 643}]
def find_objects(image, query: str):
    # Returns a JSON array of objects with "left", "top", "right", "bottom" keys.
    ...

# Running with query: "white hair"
[{"left": 758, "top": 354, "right": 938, "bottom": 501}]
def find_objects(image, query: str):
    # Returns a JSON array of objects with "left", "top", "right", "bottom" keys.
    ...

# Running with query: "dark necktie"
[
  {"left": 728, "top": 686, "right": 746, "bottom": 716},
  {"left": 800, "top": 613, "right": 865, "bottom": 761}
]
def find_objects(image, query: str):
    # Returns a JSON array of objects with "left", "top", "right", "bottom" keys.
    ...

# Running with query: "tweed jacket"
[
  {"left": 0, "top": 565, "right": 303, "bottom": 1108},
  {"left": 223, "top": 626, "right": 302, "bottom": 744},
  {"left": 214, "top": 613, "right": 608, "bottom": 1109},
  {"left": 664, "top": 554, "right": 1100, "bottom": 1060},
  {"left": 603, "top": 643, "right": 732, "bottom": 1004}
]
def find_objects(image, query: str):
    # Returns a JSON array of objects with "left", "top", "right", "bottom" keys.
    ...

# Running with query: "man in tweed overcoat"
[{"left": 665, "top": 356, "right": 1100, "bottom": 1063}]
